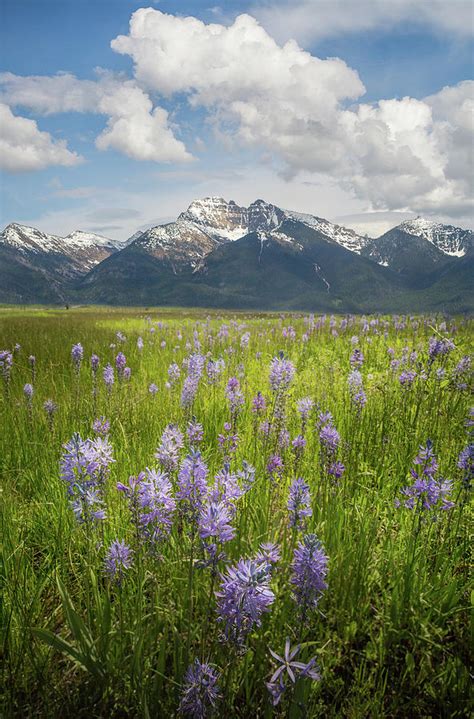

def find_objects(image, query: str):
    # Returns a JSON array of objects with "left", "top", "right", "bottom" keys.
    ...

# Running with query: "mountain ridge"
[{"left": 1, "top": 197, "right": 473, "bottom": 311}]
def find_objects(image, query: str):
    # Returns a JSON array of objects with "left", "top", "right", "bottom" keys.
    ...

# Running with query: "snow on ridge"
[{"left": 399, "top": 217, "right": 471, "bottom": 257}]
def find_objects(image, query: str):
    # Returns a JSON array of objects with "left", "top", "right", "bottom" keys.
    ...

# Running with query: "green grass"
[{"left": 1, "top": 307, "right": 472, "bottom": 718}]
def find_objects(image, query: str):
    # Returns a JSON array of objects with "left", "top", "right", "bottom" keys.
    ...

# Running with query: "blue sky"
[{"left": 1, "top": 0, "right": 473, "bottom": 239}]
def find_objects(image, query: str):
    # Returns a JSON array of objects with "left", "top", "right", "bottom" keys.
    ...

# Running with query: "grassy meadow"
[{"left": 1, "top": 306, "right": 472, "bottom": 718}]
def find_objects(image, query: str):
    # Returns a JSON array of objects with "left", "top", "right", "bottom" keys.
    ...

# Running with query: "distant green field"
[{"left": 1, "top": 308, "right": 472, "bottom": 718}]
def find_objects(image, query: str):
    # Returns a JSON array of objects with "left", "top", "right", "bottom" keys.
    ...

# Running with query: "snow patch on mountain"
[{"left": 399, "top": 217, "right": 473, "bottom": 257}]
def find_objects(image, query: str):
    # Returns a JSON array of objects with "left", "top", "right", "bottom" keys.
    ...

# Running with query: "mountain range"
[{"left": 1, "top": 198, "right": 472, "bottom": 312}]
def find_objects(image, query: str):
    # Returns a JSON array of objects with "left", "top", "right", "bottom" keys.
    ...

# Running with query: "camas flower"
[
  {"left": 267, "top": 454, "right": 284, "bottom": 481},
  {"left": 399, "top": 370, "right": 417, "bottom": 388},
  {"left": 297, "top": 397, "right": 314, "bottom": 422},
  {"left": 103, "top": 363, "right": 115, "bottom": 389},
  {"left": 178, "top": 659, "right": 221, "bottom": 718},
  {"left": 23, "top": 383, "right": 33, "bottom": 401},
  {"left": 199, "top": 500, "right": 235, "bottom": 552},
  {"left": 138, "top": 468, "right": 176, "bottom": 543},
  {"left": 43, "top": 399, "right": 57, "bottom": 424},
  {"left": 177, "top": 451, "right": 209, "bottom": 518},
  {"left": 291, "top": 534, "right": 328, "bottom": 614},
  {"left": 225, "top": 377, "right": 244, "bottom": 419},
  {"left": 155, "top": 424, "right": 184, "bottom": 472},
  {"left": 319, "top": 424, "right": 340, "bottom": 454},
  {"left": 428, "top": 337, "right": 455, "bottom": 362},
  {"left": 216, "top": 557, "right": 275, "bottom": 645},
  {"left": 397, "top": 440, "right": 454, "bottom": 511},
  {"left": 0, "top": 350, "right": 13, "bottom": 382},
  {"left": 255, "top": 542, "right": 281, "bottom": 569},
  {"left": 288, "top": 478, "right": 312, "bottom": 529},
  {"left": 350, "top": 348, "right": 364, "bottom": 368},
  {"left": 168, "top": 362, "right": 181, "bottom": 384},
  {"left": 71, "top": 343, "right": 84, "bottom": 370},
  {"left": 187, "top": 419, "right": 204, "bottom": 445},
  {"left": 60, "top": 433, "right": 114, "bottom": 523},
  {"left": 90, "top": 415, "right": 108, "bottom": 436},
  {"left": 269, "top": 355, "right": 295, "bottom": 393},
  {"left": 266, "top": 638, "right": 320, "bottom": 706},
  {"left": 252, "top": 391, "right": 266, "bottom": 414},
  {"left": 104, "top": 539, "right": 133, "bottom": 584},
  {"left": 458, "top": 444, "right": 473, "bottom": 491}
]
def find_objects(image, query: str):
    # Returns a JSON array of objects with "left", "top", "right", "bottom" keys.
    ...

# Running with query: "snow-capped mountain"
[
  {"left": 129, "top": 197, "right": 369, "bottom": 270},
  {"left": 397, "top": 217, "right": 473, "bottom": 257},
  {"left": 1, "top": 200, "right": 472, "bottom": 311},
  {"left": 0, "top": 223, "right": 121, "bottom": 276}
]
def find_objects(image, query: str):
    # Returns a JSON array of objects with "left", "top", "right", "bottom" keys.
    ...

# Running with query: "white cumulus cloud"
[
  {"left": 109, "top": 8, "right": 474, "bottom": 217},
  {"left": 252, "top": 0, "right": 474, "bottom": 45},
  {"left": 0, "top": 71, "right": 192, "bottom": 164},
  {"left": 0, "top": 103, "right": 82, "bottom": 172}
]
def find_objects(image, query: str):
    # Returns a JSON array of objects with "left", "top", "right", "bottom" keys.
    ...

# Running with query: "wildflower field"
[{"left": 1, "top": 307, "right": 472, "bottom": 718}]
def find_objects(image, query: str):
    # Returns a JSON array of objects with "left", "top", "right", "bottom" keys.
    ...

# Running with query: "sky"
[{"left": 0, "top": 0, "right": 473, "bottom": 240}]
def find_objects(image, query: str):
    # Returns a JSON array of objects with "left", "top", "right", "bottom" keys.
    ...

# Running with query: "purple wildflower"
[
  {"left": 267, "top": 454, "right": 284, "bottom": 482},
  {"left": 428, "top": 336, "right": 455, "bottom": 362},
  {"left": 181, "top": 353, "right": 205, "bottom": 408},
  {"left": 269, "top": 355, "right": 296, "bottom": 393},
  {"left": 0, "top": 350, "right": 13, "bottom": 383},
  {"left": 291, "top": 534, "right": 328, "bottom": 615},
  {"left": 168, "top": 362, "right": 181, "bottom": 385},
  {"left": 399, "top": 370, "right": 417, "bottom": 388},
  {"left": 23, "top": 383, "right": 33, "bottom": 402},
  {"left": 155, "top": 424, "right": 184, "bottom": 472},
  {"left": 255, "top": 542, "right": 281, "bottom": 568},
  {"left": 138, "top": 468, "right": 176, "bottom": 543},
  {"left": 103, "top": 363, "right": 114, "bottom": 390},
  {"left": 91, "top": 354, "right": 100, "bottom": 373},
  {"left": 104, "top": 539, "right": 133, "bottom": 584},
  {"left": 217, "top": 422, "right": 239, "bottom": 460},
  {"left": 177, "top": 451, "right": 209, "bottom": 518},
  {"left": 178, "top": 659, "right": 221, "bottom": 718},
  {"left": 206, "top": 358, "right": 225, "bottom": 384},
  {"left": 297, "top": 397, "right": 314, "bottom": 423},
  {"left": 348, "top": 370, "right": 367, "bottom": 410},
  {"left": 225, "top": 377, "right": 244, "bottom": 420},
  {"left": 288, "top": 478, "right": 312, "bottom": 529},
  {"left": 328, "top": 461, "right": 345, "bottom": 479},
  {"left": 115, "top": 352, "right": 127, "bottom": 379},
  {"left": 137, "top": 336, "right": 144, "bottom": 352},
  {"left": 216, "top": 557, "right": 275, "bottom": 645},
  {"left": 398, "top": 441, "right": 454, "bottom": 511},
  {"left": 350, "top": 348, "right": 364, "bottom": 368},
  {"left": 60, "top": 433, "right": 114, "bottom": 523},
  {"left": 43, "top": 399, "right": 57, "bottom": 428},
  {"left": 319, "top": 424, "right": 340, "bottom": 454},
  {"left": 199, "top": 500, "right": 235, "bottom": 549},
  {"left": 71, "top": 343, "right": 84, "bottom": 371},
  {"left": 252, "top": 391, "right": 266, "bottom": 414},
  {"left": 92, "top": 416, "right": 110, "bottom": 437},
  {"left": 187, "top": 419, "right": 204, "bottom": 445},
  {"left": 149, "top": 383, "right": 159, "bottom": 396},
  {"left": 266, "top": 638, "right": 320, "bottom": 706},
  {"left": 458, "top": 444, "right": 473, "bottom": 492}
]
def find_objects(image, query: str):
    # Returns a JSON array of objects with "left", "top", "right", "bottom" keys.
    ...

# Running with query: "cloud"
[
  {"left": 111, "top": 9, "right": 365, "bottom": 176},
  {"left": 0, "top": 71, "right": 193, "bottom": 164},
  {"left": 109, "top": 8, "right": 474, "bottom": 218},
  {"left": 1, "top": 8, "right": 472, "bottom": 222},
  {"left": 334, "top": 211, "right": 416, "bottom": 238},
  {"left": 251, "top": 0, "right": 474, "bottom": 44},
  {"left": 0, "top": 103, "right": 82, "bottom": 172}
]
